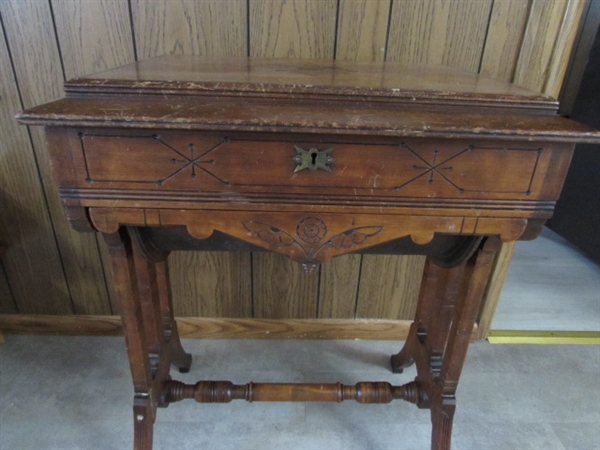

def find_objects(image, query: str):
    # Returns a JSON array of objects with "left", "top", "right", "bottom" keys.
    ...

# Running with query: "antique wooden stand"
[{"left": 18, "top": 57, "right": 600, "bottom": 450}]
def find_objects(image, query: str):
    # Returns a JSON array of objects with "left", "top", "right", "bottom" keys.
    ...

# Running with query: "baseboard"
[
  {"left": 488, "top": 330, "right": 600, "bottom": 344},
  {"left": 0, "top": 314, "right": 416, "bottom": 340}
]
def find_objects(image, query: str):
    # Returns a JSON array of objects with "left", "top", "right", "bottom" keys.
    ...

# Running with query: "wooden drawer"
[{"left": 52, "top": 128, "right": 570, "bottom": 212}]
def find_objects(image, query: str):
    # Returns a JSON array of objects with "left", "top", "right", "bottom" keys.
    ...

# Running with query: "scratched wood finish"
[
  {"left": 0, "top": 0, "right": 112, "bottom": 314},
  {"left": 0, "top": 0, "right": 589, "bottom": 327}
]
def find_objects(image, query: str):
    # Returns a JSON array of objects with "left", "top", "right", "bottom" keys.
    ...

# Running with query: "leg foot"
[
  {"left": 390, "top": 324, "right": 418, "bottom": 373},
  {"left": 390, "top": 351, "right": 414, "bottom": 374},
  {"left": 169, "top": 322, "right": 192, "bottom": 373}
]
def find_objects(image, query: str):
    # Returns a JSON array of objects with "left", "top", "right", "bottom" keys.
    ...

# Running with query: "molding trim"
[
  {"left": 0, "top": 315, "right": 422, "bottom": 340},
  {"left": 488, "top": 330, "right": 600, "bottom": 345}
]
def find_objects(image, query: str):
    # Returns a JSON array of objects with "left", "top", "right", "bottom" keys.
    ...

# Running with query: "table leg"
[
  {"left": 391, "top": 237, "right": 500, "bottom": 449},
  {"left": 105, "top": 228, "right": 193, "bottom": 450},
  {"left": 129, "top": 227, "right": 192, "bottom": 373},
  {"left": 430, "top": 237, "right": 499, "bottom": 449},
  {"left": 391, "top": 258, "right": 448, "bottom": 373},
  {"left": 104, "top": 230, "right": 155, "bottom": 450}
]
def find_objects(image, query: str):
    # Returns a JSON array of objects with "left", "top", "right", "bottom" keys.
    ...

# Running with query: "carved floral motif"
[
  {"left": 243, "top": 216, "right": 382, "bottom": 261},
  {"left": 296, "top": 217, "right": 327, "bottom": 244}
]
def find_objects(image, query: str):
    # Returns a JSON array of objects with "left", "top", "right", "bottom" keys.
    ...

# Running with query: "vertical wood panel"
[
  {"left": 169, "top": 252, "right": 252, "bottom": 318},
  {"left": 513, "top": 0, "right": 570, "bottom": 93},
  {"left": 476, "top": 241, "right": 516, "bottom": 339},
  {"left": 51, "top": 0, "right": 135, "bottom": 79},
  {"left": 253, "top": 253, "right": 319, "bottom": 319},
  {"left": 356, "top": 255, "right": 426, "bottom": 319},
  {"left": 131, "top": 0, "right": 247, "bottom": 59},
  {"left": 480, "top": 0, "right": 531, "bottom": 81},
  {"left": 1, "top": 0, "right": 112, "bottom": 315},
  {"left": 0, "top": 0, "right": 587, "bottom": 327},
  {"left": 335, "top": 0, "right": 391, "bottom": 61},
  {"left": 386, "top": 0, "right": 493, "bottom": 71},
  {"left": 130, "top": 0, "right": 251, "bottom": 318},
  {"left": 50, "top": 0, "right": 137, "bottom": 313},
  {"left": 0, "top": 263, "right": 17, "bottom": 314},
  {"left": 318, "top": 255, "right": 361, "bottom": 319},
  {"left": 543, "top": 0, "right": 587, "bottom": 98},
  {"left": 0, "top": 15, "right": 71, "bottom": 314},
  {"left": 249, "top": 0, "right": 337, "bottom": 318},
  {"left": 320, "top": 0, "right": 392, "bottom": 318},
  {"left": 249, "top": 0, "right": 338, "bottom": 58}
]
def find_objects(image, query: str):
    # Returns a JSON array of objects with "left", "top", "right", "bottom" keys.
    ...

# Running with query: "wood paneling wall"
[{"left": 0, "top": 0, "right": 587, "bottom": 325}]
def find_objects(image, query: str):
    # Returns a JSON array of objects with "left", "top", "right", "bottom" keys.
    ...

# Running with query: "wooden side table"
[{"left": 17, "top": 57, "right": 600, "bottom": 450}]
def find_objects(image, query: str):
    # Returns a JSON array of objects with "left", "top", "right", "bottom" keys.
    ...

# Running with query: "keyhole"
[{"left": 311, "top": 151, "right": 318, "bottom": 165}]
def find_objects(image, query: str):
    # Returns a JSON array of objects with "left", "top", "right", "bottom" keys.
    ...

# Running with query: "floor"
[
  {"left": 1, "top": 229, "right": 599, "bottom": 450},
  {"left": 1, "top": 336, "right": 599, "bottom": 450},
  {"left": 493, "top": 228, "right": 600, "bottom": 332}
]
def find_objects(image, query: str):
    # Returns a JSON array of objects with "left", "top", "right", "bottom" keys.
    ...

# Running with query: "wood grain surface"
[
  {"left": 335, "top": 0, "right": 391, "bottom": 61},
  {"left": 128, "top": 0, "right": 251, "bottom": 318},
  {"left": 386, "top": 0, "right": 493, "bottom": 71},
  {"left": 0, "top": 0, "right": 587, "bottom": 330},
  {"left": 51, "top": 0, "right": 135, "bottom": 79},
  {"left": 169, "top": 251, "right": 252, "bottom": 318},
  {"left": 356, "top": 255, "right": 426, "bottom": 320},
  {"left": 131, "top": 0, "right": 247, "bottom": 59},
  {"left": 480, "top": 0, "right": 530, "bottom": 81},
  {"left": 0, "top": 12, "right": 71, "bottom": 314},
  {"left": 476, "top": 241, "right": 517, "bottom": 339},
  {"left": 0, "top": 264, "right": 17, "bottom": 314},
  {"left": 0, "top": 314, "right": 418, "bottom": 340},
  {"left": 513, "top": 0, "right": 586, "bottom": 96},
  {"left": 318, "top": 255, "right": 361, "bottom": 319},
  {"left": 249, "top": 0, "right": 337, "bottom": 58},
  {"left": 1, "top": 0, "right": 112, "bottom": 315},
  {"left": 253, "top": 253, "right": 319, "bottom": 319}
]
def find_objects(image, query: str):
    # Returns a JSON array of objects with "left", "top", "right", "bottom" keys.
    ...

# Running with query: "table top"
[
  {"left": 62, "top": 56, "right": 554, "bottom": 107},
  {"left": 17, "top": 56, "right": 600, "bottom": 143}
]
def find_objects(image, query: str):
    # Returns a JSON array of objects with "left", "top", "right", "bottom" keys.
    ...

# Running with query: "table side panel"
[
  {"left": 46, "top": 127, "right": 573, "bottom": 212},
  {"left": 44, "top": 126, "right": 574, "bottom": 261}
]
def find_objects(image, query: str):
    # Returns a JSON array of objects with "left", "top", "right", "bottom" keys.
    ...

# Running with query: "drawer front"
[{"left": 60, "top": 129, "right": 567, "bottom": 206}]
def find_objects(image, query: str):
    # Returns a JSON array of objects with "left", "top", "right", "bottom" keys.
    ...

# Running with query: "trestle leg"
[
  {"left": 105, "top": 227, "right": 192, "bottom": 450},
  {"left": 391, "top": 237, "right": 501, "bottom": 449}
]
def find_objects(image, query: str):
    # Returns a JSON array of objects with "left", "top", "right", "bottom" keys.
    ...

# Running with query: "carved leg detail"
[
  {"left": 391, "top": 259, "right": 444, "bottom": 373},
  {"left": 129, "top": 227, "right": 192, "bottom": 373},
  {"left": 392, "top": 237, "right": 501, "bottom": 449},
  {"left": 155, "top": 259, "right": 191, "bottom": 373}
]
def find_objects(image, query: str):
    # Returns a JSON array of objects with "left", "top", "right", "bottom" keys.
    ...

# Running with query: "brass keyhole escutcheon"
[{"left": 293, "top": 146, "right": 334, "bottom": 173}]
